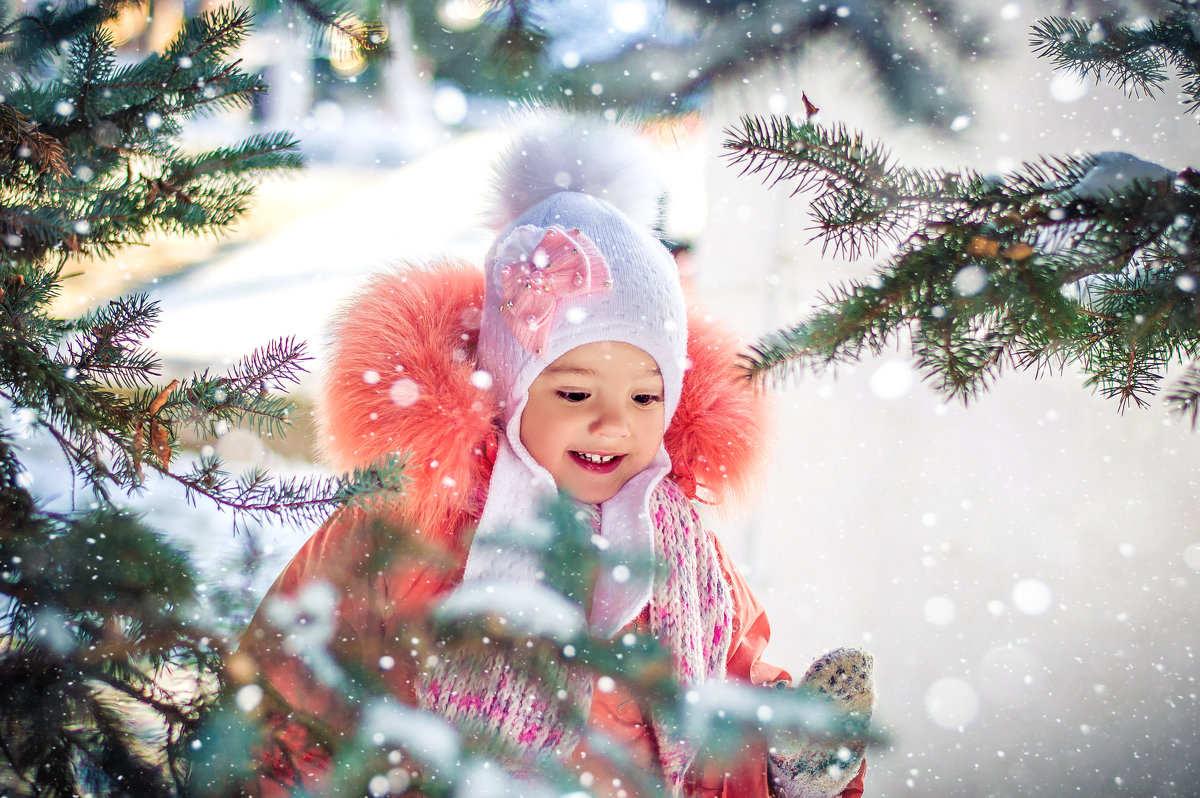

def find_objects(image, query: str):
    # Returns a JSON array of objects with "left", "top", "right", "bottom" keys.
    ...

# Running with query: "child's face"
[{"left": 520, "top": 341, "right": 666, "bottom": 504}]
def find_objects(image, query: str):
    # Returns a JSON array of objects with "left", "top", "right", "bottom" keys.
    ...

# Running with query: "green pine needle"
[
  {"left": 1030, "top": 8, "right": 1200, "bottom": 112},
  {"left": 724, "top": 112, "right": 1199, "bottom": 412},
  {"left": 1165, "top": 359, "right": 1200, "bottom": 428}
]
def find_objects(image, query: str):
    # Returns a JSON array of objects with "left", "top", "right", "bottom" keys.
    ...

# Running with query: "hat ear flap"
[{"left": 319, "top": 261, "right": 496, "bottom": 538}]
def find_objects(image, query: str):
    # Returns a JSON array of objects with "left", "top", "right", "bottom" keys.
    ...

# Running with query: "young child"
[{"left": 238, "top": 116, "right": 872, "bottom": 797}]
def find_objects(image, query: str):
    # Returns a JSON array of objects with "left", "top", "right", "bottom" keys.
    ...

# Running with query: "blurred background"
[{"left": 39, "top": 0, "right": 1200, "bottom": 794}]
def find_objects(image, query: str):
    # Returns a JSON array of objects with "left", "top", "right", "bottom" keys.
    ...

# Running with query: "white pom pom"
[{"left": 487, "top": 111, "right": 664, "bottom": 230}]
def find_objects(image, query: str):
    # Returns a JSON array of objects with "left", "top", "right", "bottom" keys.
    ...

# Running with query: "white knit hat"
[{"left": 464, "top": 115, "right": 688, "bottom": 638}]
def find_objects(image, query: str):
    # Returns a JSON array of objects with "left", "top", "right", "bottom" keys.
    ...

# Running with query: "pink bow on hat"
[{"left": 497, "top": 225, "right": 612, "bottom": 357}]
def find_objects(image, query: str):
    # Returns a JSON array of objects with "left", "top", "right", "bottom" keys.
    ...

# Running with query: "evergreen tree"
[
  {"left": 409, "top": 0, "right": 985, "bottom": 123},
  {"left": 722, "top": 1, "right": 1200, "bottom": 422},
  {"left": 0, "top": 2, "right": 401, "bottom": 793}
]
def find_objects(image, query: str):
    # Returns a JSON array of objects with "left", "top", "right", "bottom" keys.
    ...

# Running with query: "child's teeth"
[{"left": 579, "top": 452, "right": 616, "bottom": 464}]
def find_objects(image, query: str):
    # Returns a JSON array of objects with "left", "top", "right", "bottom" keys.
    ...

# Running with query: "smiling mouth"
[
  {"left": 570, "top": 451, "right": 624, "bottom": 472},
  {"left": 575, "top": 452, "right": 617, "bottom": 464}
]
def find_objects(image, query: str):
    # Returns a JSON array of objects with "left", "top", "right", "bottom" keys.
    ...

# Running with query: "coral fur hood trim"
[{"left": 319, "top": 261, "right": 772, "bottom": 541}]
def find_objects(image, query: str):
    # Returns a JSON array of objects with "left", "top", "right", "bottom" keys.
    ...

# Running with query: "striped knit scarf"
[{"left": 418, "top": 478, "right": 734, "bottom": 792}]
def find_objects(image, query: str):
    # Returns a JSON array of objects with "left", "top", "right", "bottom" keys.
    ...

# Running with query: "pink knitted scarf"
[
  {"left": 418, "top": 478, "right": 734, "bottom": 792},
  {"left": 647, "top": 479, "right": 734, "bottom": 789}
]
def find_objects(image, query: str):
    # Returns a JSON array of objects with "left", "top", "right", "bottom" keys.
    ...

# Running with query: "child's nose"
[{"left": 590, "top": 404, "right": 631, "bottom": 438}]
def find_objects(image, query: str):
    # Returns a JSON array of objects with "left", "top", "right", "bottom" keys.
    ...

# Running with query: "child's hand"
[{"left": 767, "top": 647, "right": 874, "bottom": 798}]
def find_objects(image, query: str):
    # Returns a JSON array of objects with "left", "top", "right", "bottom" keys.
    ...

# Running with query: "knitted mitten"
[{"left": 767, "top": 647, "right": 874, "bottom": 798}]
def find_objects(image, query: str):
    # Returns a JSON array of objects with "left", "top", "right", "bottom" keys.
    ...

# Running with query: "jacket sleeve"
[
  {"left": 707, "top": 532, "right": 867, "bottom": 798},
  {"left": 235, "top": 503, "right": 465, "bottom": 795}
]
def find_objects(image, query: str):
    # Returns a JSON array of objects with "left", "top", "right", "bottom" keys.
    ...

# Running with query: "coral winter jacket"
[{"left": 238, "top": 262, "right": 865, "bottom": 797}]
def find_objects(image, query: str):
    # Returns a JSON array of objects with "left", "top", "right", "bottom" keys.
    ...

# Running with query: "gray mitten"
[{"left": 767, "top": 647, "right": 874, "bottom": 798}]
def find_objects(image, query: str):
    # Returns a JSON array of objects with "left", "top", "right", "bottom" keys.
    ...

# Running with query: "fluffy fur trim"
[
  {"left": 666, "top": 307, "right": 774, "bottom": 508},
  {"left": 319, "top": 261, "right": 495, "bottom": 541},
  {"left": 487, "top": 113, "right": 664, "bottom": 231},
  {"left": 319, "top": 262, "right": 772, "bottom": 538}
]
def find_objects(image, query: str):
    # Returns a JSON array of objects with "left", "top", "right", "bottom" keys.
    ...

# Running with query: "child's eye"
[
  {"left": 632, "top": 394, "right": 662, "bottom": 406},
  {"left": 556, "top": 390, "right": 589, "bottom": 403}
]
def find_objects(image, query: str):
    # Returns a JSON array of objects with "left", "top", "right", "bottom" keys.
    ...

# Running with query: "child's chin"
[{"left": 566, "top": 482, "right": 621, "bottom": 505}]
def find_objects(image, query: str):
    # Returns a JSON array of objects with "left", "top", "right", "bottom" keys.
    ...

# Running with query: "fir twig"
[
  {"left": 1165, "top": 358, "right": 1200, "bottom": 427},
  {"left": 170, "top": 453, "right": 409, "bottom": 530},
  {"left": 724, "top": 114, "right": 1200, "bottom": 411},
  {"left": 158, "top": 337, "right": 309, "bottom": 440},
  {"left": 286, "top": 0, "right": 389, "bottom": 59},
  {"left": 1030, "top": 9, "right": 1200, "bottom": 112}
]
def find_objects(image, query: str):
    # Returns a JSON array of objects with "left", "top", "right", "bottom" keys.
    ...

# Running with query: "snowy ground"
[{"left": 23, "top": 3, "right": 1200, "bottom": 796}]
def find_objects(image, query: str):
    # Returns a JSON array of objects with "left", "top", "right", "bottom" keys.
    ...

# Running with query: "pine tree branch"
[
  {"left": 166, "top": 4, "right": 254, "bottom": 63},
  {"left": 1165, "top": 357, "right": 1200, "bottom": 427},
  {"left": 285, "top": 0, "right": 389, "bottom": 59},
  {"left": 62, "top": 294, "right": 163, "bottom": 389},
  {"left": 724, "top": 114, "right": 1200, "bottom": 409},
  {"left": 0, "top": 383, "right": 119, "bottom": 494},
  {"left": 6, "top": 320, "right": 406, "bottom": 525},
  {"left": 87, "top": 666, "right": 201, "bottom": 728},
  {"left": 157, "top": 337, "right": 307, "bottom": 440},
  {"left": 0, "top": 6, "right": 298, "bottom": 267},
  {"left": 167, "top": 453, "right": 408, "bottom": 529},
  {"left": 0, "top": 103, "right": 69, "bottom": 178},
  {"left": 1031, "top": 8, "right": 1200, "bottom": 112},
  {"left": 0, "top": 131, "right": 301, "bottom": 263},
  {"left": 498, "top": 0, "right": 981, "bottom": 123},
  {"left": 488, "top": 0, "right": 549, "bottom": 71},
  {"left": 1030, "top": 17, "right": 1167, "bottom": 99},
  {"left": 73, "top": 691, "right": 172, "bottom": 796},
  {"left": 0, "top": 1, "right": 131, "bottom": 70}
]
